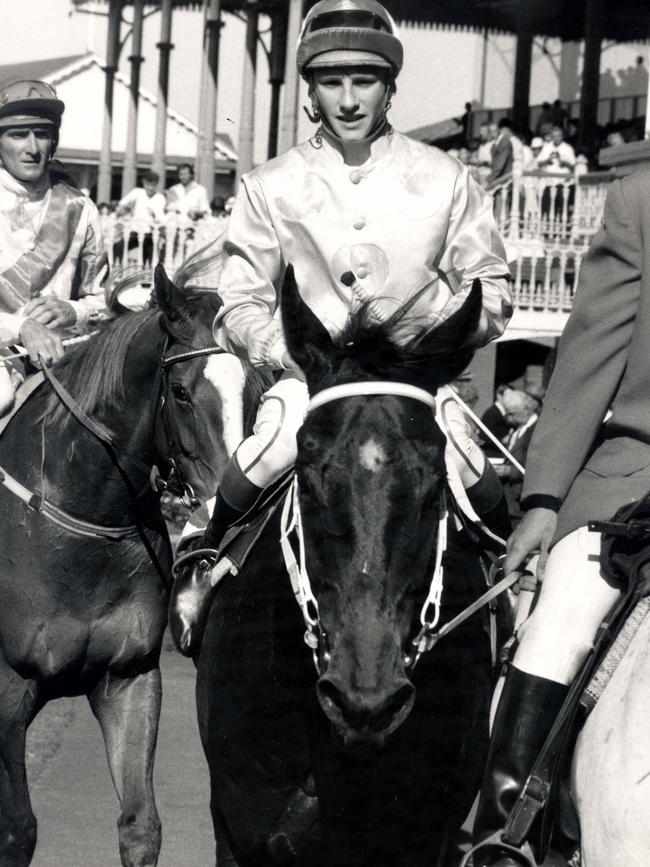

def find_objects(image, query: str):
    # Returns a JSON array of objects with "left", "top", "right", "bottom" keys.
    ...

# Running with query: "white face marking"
[
  {"left": 359, "top": 438, "right": 386, "bottom": 473},
  {"left": 203, "top": 354, "right": 246, "bottom": 457}
]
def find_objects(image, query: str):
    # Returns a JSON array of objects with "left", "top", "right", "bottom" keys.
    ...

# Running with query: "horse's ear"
[
  {"left": 415, "top": 279, "right": 485, "bottom": 385},
  {"left": 154, "top": 263, "right": 187, "bottom": 321},
  {"left": 280, "top": 265, "right": 335, "bottom": 382}
]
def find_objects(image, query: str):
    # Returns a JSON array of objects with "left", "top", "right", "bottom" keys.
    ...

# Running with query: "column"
[
  {"left": 122, "top": 0, "right": 146, "bottom": 196},
  {"left": 277, "top": 0, "right": 303, "bottom": 154},
  {"left": 97, "top": 0, "right": 123, "bottom": 203},
  {"left": 267, "top": 6, "right": 287, "bottom": 159},
  {"left": 577, "top": 0, "right": 604, "bottom": 153},
  {"left": 196, "top": 0, "right": 223, "bottom": 200},
  {"left": 235, "top": 3, "right": 259, "bottom": 185},
  {"left": 512, "top": 0, "right": 533, "bottom": 134},
  {"left": 152, "top": 0, "right": 174, "bottom": 186}
]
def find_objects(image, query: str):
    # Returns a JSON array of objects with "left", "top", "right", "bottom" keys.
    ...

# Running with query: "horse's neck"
[{"left": 0, "top": 331, "right": 163, "bottom": 524}]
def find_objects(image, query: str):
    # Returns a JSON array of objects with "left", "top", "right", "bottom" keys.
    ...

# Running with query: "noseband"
[
  {"left": 159, "top": 345, "right": 225, "bottom": 508},
  {"left": 280, "top": 380, "right": 449, "bottom": 675}
]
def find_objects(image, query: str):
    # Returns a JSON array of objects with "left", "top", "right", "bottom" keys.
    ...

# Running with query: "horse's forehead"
[
  {"left": 202, "top": 354, "right": 246, "bottom": 458},
  {"left": 359, "top": 437, "right": 387, "bottom": 473}
]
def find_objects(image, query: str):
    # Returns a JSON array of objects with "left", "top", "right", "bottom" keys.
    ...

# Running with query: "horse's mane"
[
  {"left": 47, "top": 308, "right": 160, "bottom": 422},
  {"left": 326, "top": 288, "right": 477, "bottom": 390}
]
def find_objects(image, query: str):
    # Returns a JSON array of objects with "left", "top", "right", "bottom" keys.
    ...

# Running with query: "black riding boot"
[
  {"left": 169, "top": 490, "right": 248, "bottom": 656},
  {"left": 471, "top": 666, "right": 569, "bottom": 866}
]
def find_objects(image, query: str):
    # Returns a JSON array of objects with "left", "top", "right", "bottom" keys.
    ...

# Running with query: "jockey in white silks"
[
  {"left": 0, "top": 79, "right": 107, "bottom": 413},
  {"left": 169, "top": 0, "right": 514, "bottom": 656}
]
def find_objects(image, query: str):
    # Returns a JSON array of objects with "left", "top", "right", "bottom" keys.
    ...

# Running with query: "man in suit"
[
  {"left": 472, "top": 168, "right": 650, "bottom": 865},
  {"left": 487, "top": 118, "right": 514, "bottom": 187},
  {"left": 480, "top": 384, "right": 516, "bottom": 458}
]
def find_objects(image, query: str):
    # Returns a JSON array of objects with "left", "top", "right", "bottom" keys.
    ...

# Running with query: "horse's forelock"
[{"left": 328, "top": 290, "right": 473, "bottom": 392}]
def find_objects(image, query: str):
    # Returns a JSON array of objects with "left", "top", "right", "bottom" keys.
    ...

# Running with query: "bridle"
[
  {"left": 0, "top": 338, "right": 224, "bottom": 552},
  {"left": 159, "top": 344, "right": 226, "bottom": 508},
  {"left": 280, "top": 380, "right": 519, "bottom": 675}
]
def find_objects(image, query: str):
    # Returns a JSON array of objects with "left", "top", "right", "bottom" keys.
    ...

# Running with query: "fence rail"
[{"left": 101, "top": 214, "right": 228, "bottom": 282}]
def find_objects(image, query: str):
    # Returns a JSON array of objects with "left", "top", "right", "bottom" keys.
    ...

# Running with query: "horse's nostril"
[{"left": 317, "top": 677, "right": 348, "bottom": 717}]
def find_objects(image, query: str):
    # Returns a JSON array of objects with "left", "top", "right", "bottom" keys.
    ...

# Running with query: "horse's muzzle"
[{"left": 316, "top": 674, "right": 415, "bottom": 747}]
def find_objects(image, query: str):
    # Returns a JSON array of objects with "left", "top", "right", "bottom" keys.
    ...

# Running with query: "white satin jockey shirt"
[
  {"left": 214, "top": 129, "right": 513, "bottom": 368},
  {"left": 0, "top": 167, "right": 107, "bottom": 346}
]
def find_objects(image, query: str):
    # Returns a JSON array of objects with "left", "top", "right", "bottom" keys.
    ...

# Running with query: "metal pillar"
[
  {"left": 577, "top": 0, "right": 604, "bottom": 153},
  {"left": 277, "top": 0, "right": 303, "bottom": 154},
  {"left": 512, "top": 0, "right": 533, "bottom": 134},
  {"left": 236, "top": 3, "right": 259, "bottom": 185},
  {"left": 152, "top": 0, "right": 174, "bottom": 187},
  {"left": 97, "top": 0, "right": 123, "bottom": 203},
  {"left": 122, "top": 0, "right": 146, "bottom": 196},
  {"left": 196, "top": 0, "right": 223, "bottom": 200},
  {"left": 267, "top": 6, "right": 288, "bottom": 160}
]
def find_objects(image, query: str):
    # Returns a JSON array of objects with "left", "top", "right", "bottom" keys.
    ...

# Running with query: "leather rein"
[
  {"left": 0, "top": 342, "right": 225, "bottom": 549},
  {"left": 279, "top": 381, "right": 519, "bottom": 675}
]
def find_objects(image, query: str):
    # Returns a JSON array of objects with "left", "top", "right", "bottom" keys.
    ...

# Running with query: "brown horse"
[
  {"left": 0, "top": 265, "right": 264, "bottom": 867},
  {"left": 196, "top": 268, "right": 493, "bottom": 866}
]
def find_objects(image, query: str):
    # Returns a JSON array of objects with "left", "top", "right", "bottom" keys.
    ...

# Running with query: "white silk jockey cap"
[
  {"left": 0, "top": 79, "right": 65, "bottom": 129},
  {"left": 297, "top": 0, "right": 403, "bottom": 77}
]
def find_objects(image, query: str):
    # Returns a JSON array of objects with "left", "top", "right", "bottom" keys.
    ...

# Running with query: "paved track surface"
[{"left": 28, "top": 641, "right": 214, "bottom": 867}]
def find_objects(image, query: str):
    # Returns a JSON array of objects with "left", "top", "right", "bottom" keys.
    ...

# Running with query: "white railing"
[
  {"left": 487, "top": 168, "right": 612, "bottom": 325},
  {"left": 490, "top": 169, "right": 611, "bottom": 245},
  {"left": 508, "top": 242, "right": 588, "bottom": 314},
  {"left": 100, "top": 214, "right": 228, "bottom": 281}
]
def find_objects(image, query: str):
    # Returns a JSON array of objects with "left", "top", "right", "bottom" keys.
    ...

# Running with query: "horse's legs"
[
  {"left": 0, "top": 660, "right": 40, "bottom": 867},
  {"left": 88, "top": 669, "right": 162, "bottom": 867}
]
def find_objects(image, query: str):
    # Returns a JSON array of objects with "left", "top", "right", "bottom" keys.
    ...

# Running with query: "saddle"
[{"left": 499, "top": 491, "right": 650, "bottom": 864}]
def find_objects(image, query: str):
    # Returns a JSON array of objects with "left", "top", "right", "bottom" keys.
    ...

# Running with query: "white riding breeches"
[
  {"left": 514, "top": 526, "right": 621, "bottom": 685},
  {"left": 234, "top": 371, "right": 309, "bottom": 489}
]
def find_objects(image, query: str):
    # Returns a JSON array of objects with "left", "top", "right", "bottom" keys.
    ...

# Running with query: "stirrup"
[{"left": 460, "top": 832, "right": 537, "bottom": 867}]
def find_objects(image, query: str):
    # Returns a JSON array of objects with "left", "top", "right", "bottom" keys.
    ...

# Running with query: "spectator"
[
  {"left": 474, "top": 123, "right": 493, "bottom": 185},
  {"left": 480, "top": 383, "right": 516, "bottom": 458},
  {"left": 114, "top": 169, "right": 165, "bottom": 266},
  {"left": 165, "top": 163, "right": 209, "bottom": 222},
  {"left": 457, "top": 146, "right": 471, "bottom": 166},
  {"left": 526, "top": 136, "right": 544, "bottom": 171},
  {"left": 487, "top": 118, "right": 514, "bottom": 188},
  {"left": 499, "top": 391, "right": 541, "bottom": 525},
  {"left": 97, "top": 202, "right": 112, "bottom": 217},
  {"left": 210, "top": 195, "right": 227, "bottom": 218},
  {"left": 537, "top": 126, "right": 576, "bottom": 177},
  {"left": 116, "top": 170, "right": 165, "bottom": 222},
  {"left": 224, "top": 195, "right": 236, "bottom": 215}
]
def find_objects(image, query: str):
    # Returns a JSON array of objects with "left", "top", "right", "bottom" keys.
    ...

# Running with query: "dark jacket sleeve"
[
  {"left": 488, "top": 138, "right": 512, "bottom": 183},
  {"left": 521, "top": 176, "right": 642, "bottom": 506}
]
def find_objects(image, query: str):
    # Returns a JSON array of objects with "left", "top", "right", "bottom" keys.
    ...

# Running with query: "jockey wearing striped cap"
[
  {"left": 169, "top": 0, "right": 514, "bottom": 656},
  {"left": 0, "top": 79, "right": 106, "bottom": 413}
]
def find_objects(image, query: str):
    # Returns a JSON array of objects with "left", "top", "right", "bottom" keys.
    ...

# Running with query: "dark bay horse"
[
  {"left": 0, "top": 266, "right": 263, "bottom": 867},
  {"left": 196, "top": 268, "right": 493, "bottom": 867}
]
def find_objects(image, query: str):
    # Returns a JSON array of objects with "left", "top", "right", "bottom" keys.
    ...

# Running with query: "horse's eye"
[{"left": 171, "top": 384, "right": 191, "bottom": 403}]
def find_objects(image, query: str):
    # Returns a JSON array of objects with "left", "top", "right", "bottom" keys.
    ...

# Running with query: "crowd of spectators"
[
  {"left": 448, "top": 116, "right": 578, "bottom": 191},
  {"left": 97, "top": 165, "right": 236, "bottom": 267}
]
